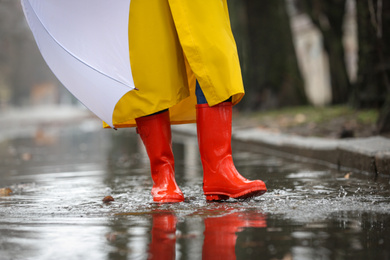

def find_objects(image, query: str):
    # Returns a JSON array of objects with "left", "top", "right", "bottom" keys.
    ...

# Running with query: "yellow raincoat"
[{"left": 104, "top": 0, "right": 244, "bottom": 128}]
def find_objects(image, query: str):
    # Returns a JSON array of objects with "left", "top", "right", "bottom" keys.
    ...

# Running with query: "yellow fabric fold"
[{"left": 104, "top": 0, "right": 244, "bottom": 129}]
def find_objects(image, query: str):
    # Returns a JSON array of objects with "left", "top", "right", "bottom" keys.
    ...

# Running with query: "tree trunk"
[
  {"left": 355, "top": 0, "right": 390, "bottom": 133},
  {"left": 301, "top": 0, "right": 351, "bottom": 104},
  {"left": 228, "top": 0, "right": 307, "bottom": 111}
]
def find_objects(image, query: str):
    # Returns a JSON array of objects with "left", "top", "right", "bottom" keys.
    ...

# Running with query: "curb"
[{"left": 172, "top": 125, "right": 390, "bottom": 177}]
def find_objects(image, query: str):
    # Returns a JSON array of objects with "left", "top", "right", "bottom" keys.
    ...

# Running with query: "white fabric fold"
[{"left": 21, "top": 0, "right": 134, "bottom": 128}]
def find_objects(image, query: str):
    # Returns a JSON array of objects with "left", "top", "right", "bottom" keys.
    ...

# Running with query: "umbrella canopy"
[{"left": 21, "top": 0, "right": 135, "bottom": 128}]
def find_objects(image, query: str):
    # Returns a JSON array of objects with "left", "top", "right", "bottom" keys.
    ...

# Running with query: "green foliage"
[
  {"left": 250, "top": 105, "right": 377, "bottom": 125},
  {"left": 234, "top": 105, "right": 378, "bottom": 138}
]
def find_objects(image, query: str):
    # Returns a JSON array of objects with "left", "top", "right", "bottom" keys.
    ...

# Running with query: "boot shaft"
[
  {"left": 136, "top": 111, "right": 175, "bottom": 175},
  {"left": 196, "top": 102, "right": 233, "bottom": 163},
  {"left": 135, "top": 111, "right": 184, "bottom": 203}
]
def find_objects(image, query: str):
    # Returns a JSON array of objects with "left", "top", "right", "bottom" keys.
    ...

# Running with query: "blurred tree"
[
  {"left": 0, "top": 0, "right": 30, "bottom": 106},
  {"left": 228, "top": 0, "right": 307, "bottom": 111},
  {"left": 0, "top": 0, "right": 58, "bottom": 107},
  {"left": 355, "top": 0, "right": 390, "bottom": 133},
  {"left": 300, "top": 0, "right": 352, "bottom": 104},
  {"left": 299, "top": 0, "right": 390, "bottom": 133}
]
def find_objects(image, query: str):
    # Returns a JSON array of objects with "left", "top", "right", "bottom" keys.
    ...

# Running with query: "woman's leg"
[
  {"left": 135, "top": 110, "right": 184, "bottom": 203},
  {"left": 195, "top": 82, "right": 267, "bottom": 201}
]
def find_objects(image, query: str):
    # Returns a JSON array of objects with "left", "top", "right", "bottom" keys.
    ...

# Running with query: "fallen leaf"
[
  {"left": 103, "top": 195, "right": 114, "bottom": 203},
  {"left": 0, "top": 188, "right": 12, "bottom": 196},
  {"left": 344, "top": 172, "right": 351, "bottom": 179}
]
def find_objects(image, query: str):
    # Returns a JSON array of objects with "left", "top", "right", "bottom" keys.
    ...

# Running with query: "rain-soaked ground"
[{"left": 1, "top": 119, "right": 390, "bottom": 260}]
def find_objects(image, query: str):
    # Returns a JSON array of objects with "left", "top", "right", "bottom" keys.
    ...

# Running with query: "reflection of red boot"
[
  {"left": 202, "top": 211, "right": 267, "bottom": 260},
  {"left": 196, "top": 102, "right": 267, "bottom": 201},
  {"left": 148, "top": 213, "right": 177, "bottom": 260},
  {"left": 136, "top": 111, "right": 184, "bottom": 203}
]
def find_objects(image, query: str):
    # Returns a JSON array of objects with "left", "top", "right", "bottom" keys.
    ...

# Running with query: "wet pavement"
[{"left": 1, "top": 118, "right": 390, "bottom": 260}]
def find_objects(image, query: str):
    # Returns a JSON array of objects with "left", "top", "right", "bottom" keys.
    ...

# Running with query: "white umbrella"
[{"left": 21, "top": 0, "right": 135, "bottom": 128}]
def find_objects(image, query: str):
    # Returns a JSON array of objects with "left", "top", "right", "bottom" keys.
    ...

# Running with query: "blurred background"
[{"left": 0, "top": 0, "right": 389, "bottom": 134}]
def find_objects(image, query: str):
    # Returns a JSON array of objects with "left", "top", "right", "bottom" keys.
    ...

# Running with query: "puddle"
[{"left": 1, "top": 121, "right": 390, "bottom": 259}]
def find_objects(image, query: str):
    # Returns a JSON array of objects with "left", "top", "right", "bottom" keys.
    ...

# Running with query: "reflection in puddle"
[
  {"left": 202, "top": 209, "right": 266, "bottom": 260},
  {"left": 0, "top": 122, "right": 390, "bottom": 259},
  {"left": 107, "top": 208, "right": 267, "bottom": 260},
  {"left": 148, "top": 212, "right": 177, "bottom": 260}
]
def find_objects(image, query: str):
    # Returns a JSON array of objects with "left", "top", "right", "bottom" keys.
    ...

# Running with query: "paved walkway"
[
  {"left": 172, "top": 124, "right": 390, "bottom": 177},
  {"left": 1, "top": 106, "right": 389, "bottom": 177},
  {"left": 0, "top": 105, "right": 95, "bottom": 141}
]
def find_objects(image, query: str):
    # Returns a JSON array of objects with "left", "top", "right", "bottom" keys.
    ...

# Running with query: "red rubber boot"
[
  {"left": 196, "top": 102, "right": 267, "bottom": 201},
  {"left": 136, "top": 111, "right": 184, "bottom": 203}
]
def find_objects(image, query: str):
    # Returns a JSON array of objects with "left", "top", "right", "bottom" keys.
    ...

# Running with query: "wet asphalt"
[{"left": 1, "top": 116, "right": 390, "bottom": 260}]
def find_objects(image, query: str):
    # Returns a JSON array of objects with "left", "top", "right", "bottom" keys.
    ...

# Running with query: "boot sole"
[
  {"left": 205, "top": 189, "right": 267, "bottom": 201},
  {"left": 153, "top": 197, "right": 184, "bottom": 203}
]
